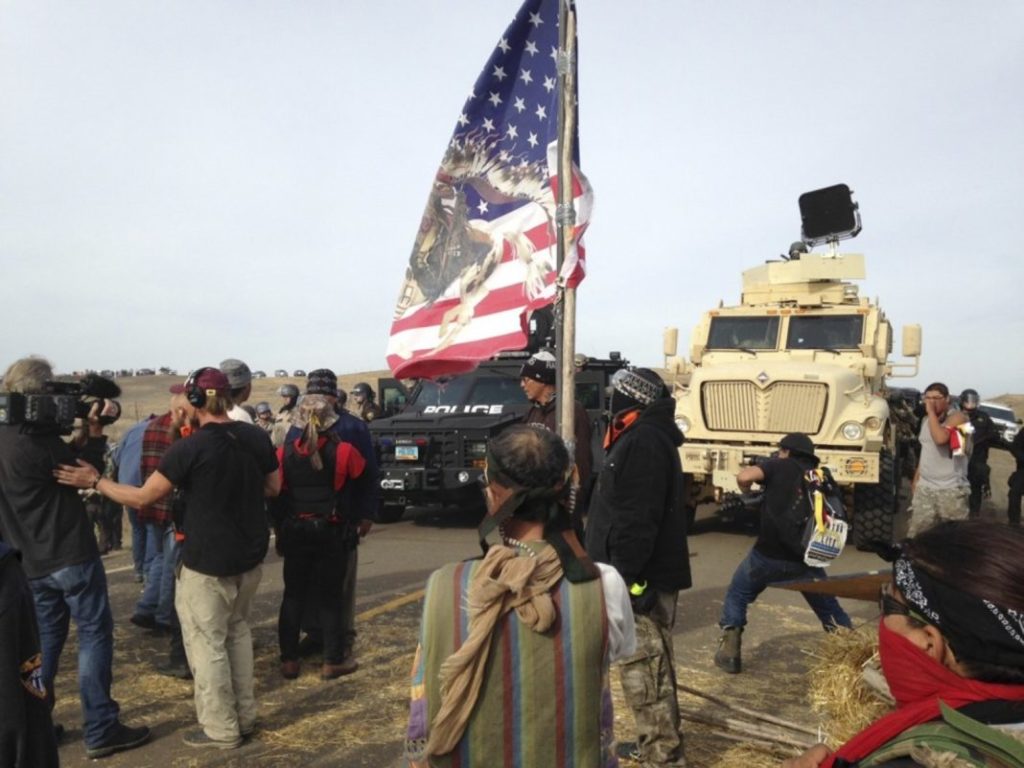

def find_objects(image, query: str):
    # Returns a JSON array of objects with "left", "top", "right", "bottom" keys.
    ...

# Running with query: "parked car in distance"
[
  {"left": 979, "top": 401, "right": 1021, "bottom": 443},
  {"left": 100, "top": 369, "right": 116, "bottom": 378},
  {"left": 293, "top": 369, "right": 306, "bottom": 377},
  {"left": 252, "top": 370, "right": 266, "bottom": 379},
  {"left": 136, "top": 368, "right": 155, "bottom": 376},
  {"left": 274, "top": 369, "right": 288, "bottom": 377}
]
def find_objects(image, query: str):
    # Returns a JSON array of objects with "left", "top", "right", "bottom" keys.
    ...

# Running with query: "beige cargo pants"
[{"left": 176, "top": 564, "right": 262, "bottom": 742}]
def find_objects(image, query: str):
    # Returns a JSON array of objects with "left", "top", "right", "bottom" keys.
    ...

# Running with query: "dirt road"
[{"left": 50, "top": 450, "right": 1018, "bottom": 767}]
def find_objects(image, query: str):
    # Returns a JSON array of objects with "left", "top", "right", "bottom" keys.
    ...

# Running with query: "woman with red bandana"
[{"left": 784, "top": 520, "right": 1024, "bottom": 768}]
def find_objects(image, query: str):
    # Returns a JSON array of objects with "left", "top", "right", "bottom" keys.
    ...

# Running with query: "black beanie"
[
  {"left": 519, "top": 350, "right": 557, "bottom": 386},
  {"left": 610, "top": 367, "right": 666, "bottom": 413}
]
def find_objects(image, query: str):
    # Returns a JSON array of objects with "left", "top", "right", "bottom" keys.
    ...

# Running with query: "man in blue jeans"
[
  {"left": 714, "top": 433, "right": 852, "bottom": 674},
  {"left": 0, "top": 356, "right": 150, "bottom": 758},
  {"left": 112, "top": 415, "right": 153, "bottom": 583}
]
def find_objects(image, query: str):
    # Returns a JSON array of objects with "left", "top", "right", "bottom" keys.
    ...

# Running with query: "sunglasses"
[{"left": 879, "top": 582, "right": 929, "bottom": 624}]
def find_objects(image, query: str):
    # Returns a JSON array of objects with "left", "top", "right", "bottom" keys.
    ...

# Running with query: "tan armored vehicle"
[{"left": 664, "top": 184, "right": 922, "bottom": 547}]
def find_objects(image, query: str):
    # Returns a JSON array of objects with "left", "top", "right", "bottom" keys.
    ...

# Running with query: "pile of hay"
[{"left": 807, "top": 626, "right": 893, "bottom": 748}]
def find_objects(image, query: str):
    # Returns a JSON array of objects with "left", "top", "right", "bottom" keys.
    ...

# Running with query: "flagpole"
[{"left": 554, "top": 0, "right": 577, "bottom": 451}]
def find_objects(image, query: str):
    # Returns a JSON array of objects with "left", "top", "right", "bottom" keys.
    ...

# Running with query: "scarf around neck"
[
  {"left": 823, "top": 620, "right": 1024, "bottom": 767},
  {"left": 425, "top": 542, "right": 564, "bottom": 757}
]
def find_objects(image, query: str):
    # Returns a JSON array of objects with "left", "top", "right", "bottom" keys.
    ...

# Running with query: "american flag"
[{"left": 386, "top": 0, "right": 591, "bottom": 380}]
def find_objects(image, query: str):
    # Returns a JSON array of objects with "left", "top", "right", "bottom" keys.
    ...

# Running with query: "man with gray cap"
[
  {"left": 714, "top": 433, "right": 852, "bottom": 675},
  {"left": 585, "top": 367, "right": 691, "bottom": 768},
  {"left": 219, "top": 358, "right": 253, "bottom": 424}
]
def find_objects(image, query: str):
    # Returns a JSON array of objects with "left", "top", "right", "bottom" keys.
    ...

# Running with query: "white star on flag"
[{"left": 386, "top": 0, "right": 592, "bottom": 380}]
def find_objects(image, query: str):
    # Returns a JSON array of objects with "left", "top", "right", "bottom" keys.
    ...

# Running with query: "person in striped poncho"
[{"left": 404, "top": 425, "right": 635, "bottom": 768}]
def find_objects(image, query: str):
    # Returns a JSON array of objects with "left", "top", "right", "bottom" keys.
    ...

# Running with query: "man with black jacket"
[
  {"left": 714, "top": 433, "right": 852, "bottom": 675},
  {"left": 585, "top": 367, "right": 691, "bottom": 768},
  {"left": 0, "top": 356, "right": 150, "bottom": 759}
]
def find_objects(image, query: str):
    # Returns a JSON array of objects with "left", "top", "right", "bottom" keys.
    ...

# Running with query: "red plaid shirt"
[{"left": 137, "top": 411, "right": 175, "bottom": 525}]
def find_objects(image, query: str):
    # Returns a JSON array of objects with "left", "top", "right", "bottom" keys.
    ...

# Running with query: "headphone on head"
[{"left": 184, "top": 367, "right": 220, "bottom": 409}]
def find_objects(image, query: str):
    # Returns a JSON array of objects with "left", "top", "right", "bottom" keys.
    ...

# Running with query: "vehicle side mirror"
[
  {"left": 901, "top": 324, "right": 922, "bottom": 358},
  {"left": 663, "top": 327, "right": 679, "bottom": 358}
]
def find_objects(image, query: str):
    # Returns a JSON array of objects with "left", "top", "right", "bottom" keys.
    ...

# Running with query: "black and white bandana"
[{"left": 894, "top": 556, "right": 1024, "bottom": 668}]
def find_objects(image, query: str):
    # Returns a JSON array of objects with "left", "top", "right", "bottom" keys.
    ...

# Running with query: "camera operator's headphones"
[{"left": 184, "top": 367, "right": 221, "bottom": 409}]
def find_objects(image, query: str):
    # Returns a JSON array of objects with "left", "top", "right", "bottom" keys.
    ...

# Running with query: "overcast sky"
[{"left": 2, "top": 1, "right": 1022, "bottom": 396}]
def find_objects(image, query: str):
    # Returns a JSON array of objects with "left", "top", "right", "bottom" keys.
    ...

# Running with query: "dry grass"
[
  {"left": 107, "top": 372, "right": 391, "bottom": 442},
  {"left": 806, "top": 627, "right": 893, "bottom": 748}
]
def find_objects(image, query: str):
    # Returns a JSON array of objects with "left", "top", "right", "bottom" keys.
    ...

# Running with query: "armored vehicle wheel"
[
  {"left": 377, "top": 503, "right": 406, "bottom": 524},
  {"left": 853, "top": 449, "right": 900, "bottom": 550}
]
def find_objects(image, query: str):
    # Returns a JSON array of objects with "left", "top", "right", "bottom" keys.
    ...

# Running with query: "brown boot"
[
  {"left": 714, "top": 626, "right": 742, "bottom": 674},
  {"left": 280, "top": 660, "right": 300, "bottom": 680},
  {"left": 320, "top": 657, "right": 358, "bottom": 680}
]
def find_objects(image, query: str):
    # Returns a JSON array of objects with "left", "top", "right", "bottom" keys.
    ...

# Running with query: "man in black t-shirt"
[
  {"left": 713, "top": 433, "right": 852, "bottom": 674},
  {"left": 56, "top": 367, "right": 280, "bottom": 750}
]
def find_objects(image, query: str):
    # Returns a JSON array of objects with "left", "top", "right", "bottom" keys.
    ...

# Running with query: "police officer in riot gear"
[{"left": 959, "top": 388, "right": 999, "bottom": 518}]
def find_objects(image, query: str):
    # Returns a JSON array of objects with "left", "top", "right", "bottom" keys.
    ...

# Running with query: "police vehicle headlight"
[
  {"left": 675, "top": 417, "right": 690, "bottom": 434},
  {"left": 841, "top": 421, "right": 864, "bottom": 441},
  {"left": 457, "top": 471, "right": 470, "bottom": 484}
]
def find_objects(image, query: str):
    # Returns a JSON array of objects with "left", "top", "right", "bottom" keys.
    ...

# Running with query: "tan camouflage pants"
[
  {"left": 908, "top": 485, "right": 969, "bottom": 537},
  {"left": 618, "top": 590, "right": 687, "bottom": 767}
]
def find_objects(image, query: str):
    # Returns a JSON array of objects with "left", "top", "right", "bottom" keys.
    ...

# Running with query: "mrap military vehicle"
[
  {"left": 369, "top": 350, "right": 627, "bottom": 522},
  {"left": 663, "top": 184, "right": 922, "bottom": 547}
]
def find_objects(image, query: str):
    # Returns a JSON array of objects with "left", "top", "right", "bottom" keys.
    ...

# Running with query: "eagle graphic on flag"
[{"left": 387, "top": 0, "right": 591, "bottom": 380}]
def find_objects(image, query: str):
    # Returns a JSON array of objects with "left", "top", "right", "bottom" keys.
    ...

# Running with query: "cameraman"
[{"left": 0, "top": 356, "right": 150, "bottom": 759}]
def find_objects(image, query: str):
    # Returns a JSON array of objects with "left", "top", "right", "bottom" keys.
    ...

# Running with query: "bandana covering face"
[
  {"left": 894, "top": 557, "right": 1024, "bottom": 669},
  {"left": 821, "top": 619, "right": 1024, "bottom": 767}
]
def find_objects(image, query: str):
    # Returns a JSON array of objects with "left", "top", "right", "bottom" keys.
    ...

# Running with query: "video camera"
[{"left": 0, "top": 373, "right": 122, "bottom": 434}]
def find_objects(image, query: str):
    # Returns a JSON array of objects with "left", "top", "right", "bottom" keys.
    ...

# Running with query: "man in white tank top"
[{"left": 908, "top": 382, "right": 970, "bottom": 536}]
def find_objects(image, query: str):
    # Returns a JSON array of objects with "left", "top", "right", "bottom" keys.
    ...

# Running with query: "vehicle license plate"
[{"left": 396, "top": 445, "right": 419, "bottom": 461}]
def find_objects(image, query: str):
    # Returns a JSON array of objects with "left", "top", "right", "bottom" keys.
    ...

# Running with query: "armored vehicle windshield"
[{"left": 786, "top": 315, "right": 864, "bottom": 350}]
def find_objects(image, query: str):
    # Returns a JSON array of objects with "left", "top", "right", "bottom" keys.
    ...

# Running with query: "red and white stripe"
[{"left": 387, "top": 142, "right": 591, "bottom": 380}]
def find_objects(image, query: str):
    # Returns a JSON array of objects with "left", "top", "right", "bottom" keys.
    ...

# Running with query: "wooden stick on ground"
[
  {"left": 677, "top": 682, "right": 820, "bottom": 737},
  {"left": 678, "top": 706, "right": 816, "bottom": 750}
]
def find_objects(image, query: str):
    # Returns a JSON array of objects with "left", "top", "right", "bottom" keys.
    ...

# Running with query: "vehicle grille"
[{"left": 702, "top": 381, "right": 827, "bottom": 433}]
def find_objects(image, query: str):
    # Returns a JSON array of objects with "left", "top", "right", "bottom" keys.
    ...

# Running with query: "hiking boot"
[
  {"left": 130, "top": 613, "right": 157, "bottom": 630},
  {"left": 240, "top": 721, "right": 259, "bottom": 739},
  {"left": 147, "top": 622, "right": 173, "bottom": 637},
  {"left": 281, "top": 660, "right": 300, "bottom": 680},
  {"left": 156, "top": 657, "right": 192, "bottom": 680},
  {"left": 84, "top": 722, "right": 151, "bottom": 759},
  {"left": 182, "top": 729, "right": 242, "bottom": 750},
  {"left": 320, "top": 657, "right": 358, "bottom": 680},
  {"left": 714, "top": 626, "right": 742, "bottom": 674}
]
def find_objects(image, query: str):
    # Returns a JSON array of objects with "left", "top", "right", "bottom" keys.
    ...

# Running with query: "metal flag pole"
[{"left": 554, "top": 0, "right": 577, "bottom": 449}]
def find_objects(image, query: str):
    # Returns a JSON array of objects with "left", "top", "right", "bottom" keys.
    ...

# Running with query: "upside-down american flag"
[{"left": 386, "top": 0, "right": 591, "bottom": 380}]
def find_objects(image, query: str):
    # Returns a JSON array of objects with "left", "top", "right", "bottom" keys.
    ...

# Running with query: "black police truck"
[{"left": 370, "top": 351, "right": 627, "bottom": 522}]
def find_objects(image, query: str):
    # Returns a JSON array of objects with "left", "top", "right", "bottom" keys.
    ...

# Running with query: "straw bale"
[{"left": 807, "top": 626, "right": 893, "bottom": 748}]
